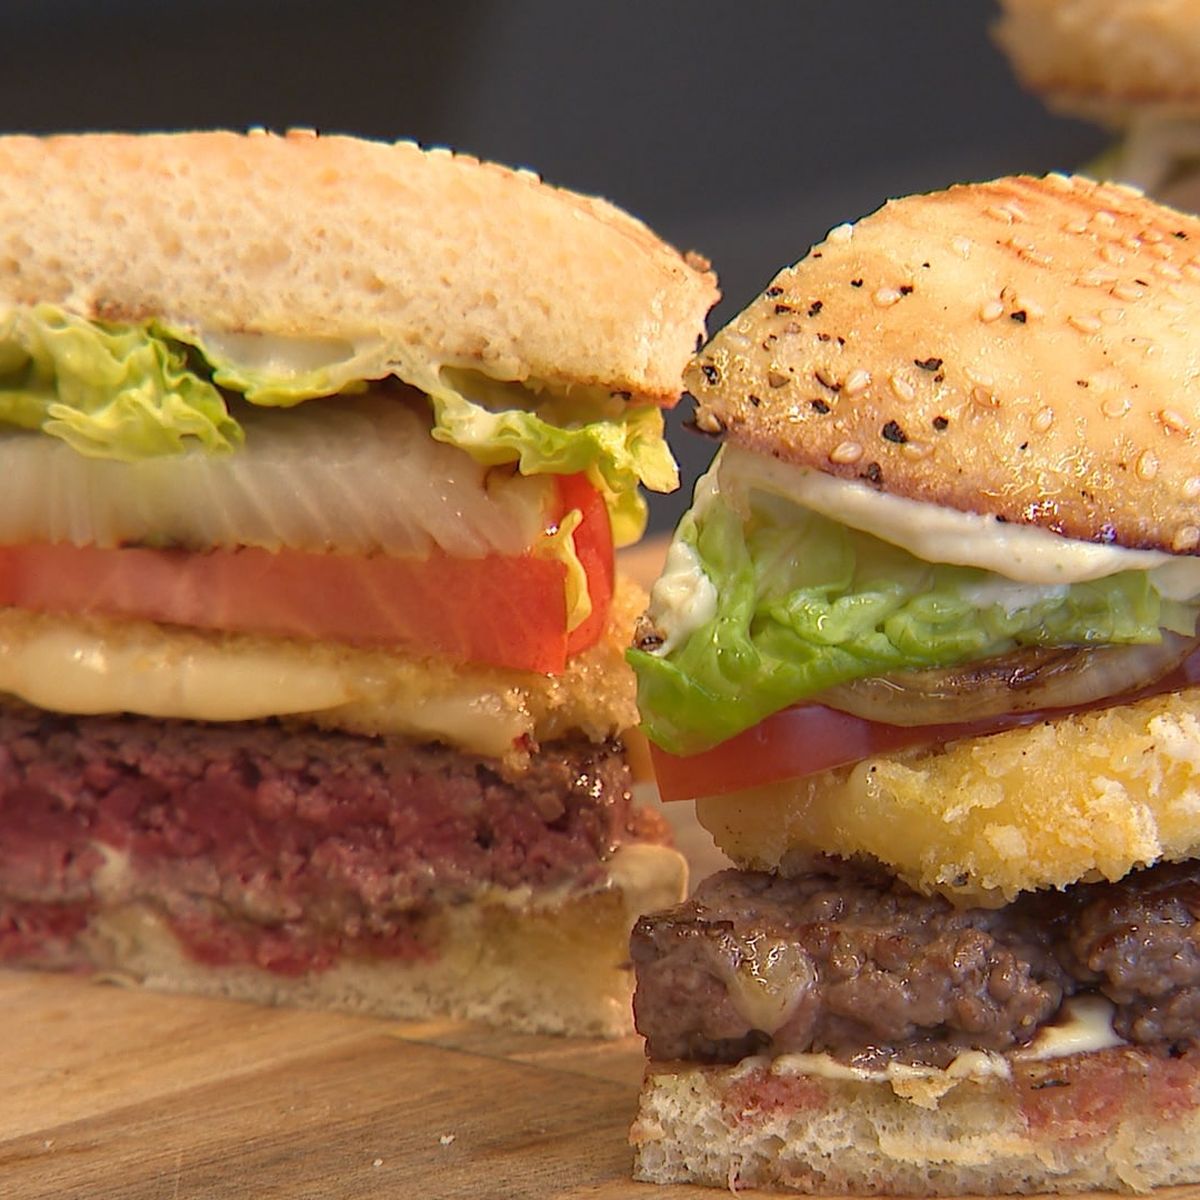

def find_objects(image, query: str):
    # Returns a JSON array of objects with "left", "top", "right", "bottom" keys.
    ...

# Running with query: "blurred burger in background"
[{"left": 995, "top": 0, "right": 1200, "bottom": 208}]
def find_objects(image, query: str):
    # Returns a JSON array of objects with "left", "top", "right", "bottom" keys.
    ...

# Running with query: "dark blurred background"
[{"left": 0, "top": 0, "right": 1108, "bottom": 532}]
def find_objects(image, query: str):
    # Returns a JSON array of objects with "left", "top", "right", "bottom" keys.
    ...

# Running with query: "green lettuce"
[
  {"left": 0, "top": 305, "right": 241, "bottom": 459},
  {"left": 630, "top": 488, "right": 1199, "bottom": 755},
  {"left": 0, "top": 306, "right": 674, "bottom": 545}
]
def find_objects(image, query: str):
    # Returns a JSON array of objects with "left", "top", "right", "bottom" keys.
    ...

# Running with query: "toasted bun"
[
  {"left": 42, "top": 842, "right": 686, "bottom": 1039},
  {"left": 994, "top": 0, "right": 1200, "bottom": 124},
  {"left": 632, "top": 1048, "right": 1200, "bottom": 1194},
  {"left": 0, "top": 130, "right": 717, "bottom": 405},
  {"left": 697, "top": 686, "right": 1200, "bottom": 906},
  {"left": 687, "top": 174, "right": 1200, "bottom": 554}
]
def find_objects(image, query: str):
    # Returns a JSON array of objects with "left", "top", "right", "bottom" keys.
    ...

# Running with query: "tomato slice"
[
  {"left": 0, "top": 474, "right": 614, "bottom": 675},
  {"left": 649, "top": 644, "right": 1200, "bottom": 802}
]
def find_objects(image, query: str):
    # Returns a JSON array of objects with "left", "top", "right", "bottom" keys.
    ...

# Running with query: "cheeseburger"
[
  {"left": 0, "top": 130, "right": 717, "bottom": 1037},
  {"left": 627, "top": 175, "right": 1200, "bottom": 1190}
]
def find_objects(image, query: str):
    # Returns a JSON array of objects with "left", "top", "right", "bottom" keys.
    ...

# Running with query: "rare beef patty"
[
  {"left": 0, "top": 703, "right": 663, "bottom": 972},
  {"left": 632, "top": 858, "right": 1200, "bottom": 1067}
]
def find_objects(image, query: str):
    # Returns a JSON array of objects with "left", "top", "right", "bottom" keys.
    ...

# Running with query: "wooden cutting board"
[{"left": 2, "top": 969, "right": 728, "bottom": 1200}]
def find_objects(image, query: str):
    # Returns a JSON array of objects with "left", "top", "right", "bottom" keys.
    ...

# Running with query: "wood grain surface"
[{"left": 3, "top": 970, "right": 732, "bottom": 1199}]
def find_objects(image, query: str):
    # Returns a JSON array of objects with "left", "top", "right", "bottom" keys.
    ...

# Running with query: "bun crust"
[
  {"left": 0, "top": 130, "right": 717, "bottom": 404},
  {"left": 698, "top": 686, "right": 1200, "bottom": 906},
  {"left": 687, "top": 174, "right": 1200, "bottom": 554},
  {"left": 994, "top": 0, "right": 1200, "bottom": 122},
  {"left": 632, "top": 1048, "right": 1200, "bottom": 1194}
]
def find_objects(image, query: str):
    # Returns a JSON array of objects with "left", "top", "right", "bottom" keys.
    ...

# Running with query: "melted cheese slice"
[{"left": 0, "top": 591, "right": 640, "bottom": 760}]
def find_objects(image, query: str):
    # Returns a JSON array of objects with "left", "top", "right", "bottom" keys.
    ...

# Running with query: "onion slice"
[
  {"left": 821, "top": 634, "right": 1200, "bottom": 727},
  {"left": 0, "top": 392, "right": 554, "bottom": 559}
]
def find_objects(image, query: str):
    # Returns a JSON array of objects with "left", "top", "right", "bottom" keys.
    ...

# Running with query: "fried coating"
[{"left": 697, "top": 687, "right": 1200, "bottom": 906}]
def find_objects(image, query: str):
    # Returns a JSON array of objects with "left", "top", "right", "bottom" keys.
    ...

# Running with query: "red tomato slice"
[
  {"left": 0, "top": 474, "right": 614, "bottom": 675},
  {"left": 650, "top": 645, "right": 1200, "bottom": 802}
]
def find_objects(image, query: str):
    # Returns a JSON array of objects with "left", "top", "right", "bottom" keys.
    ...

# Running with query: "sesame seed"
[
  {"left": 1111, "top": 281, "right": 1147, "bottom": 301},
  {"left": 1077, "top": 271, "right": 1117, "bottom": 287},
  {"left": 1100, "top": 245, "right": 1126, "bottom": 265},
  {"left": 986, "top": 205, "right": 1015, "bottom": 224},
  {"left": 1093, "top": 210, "right": 1117, "bottom": 227},
  {"left": 1149, "top": 242, "right": 1174, "bottom": 260},
  {"left": 767, "top": 370, "right": 789, "bottom": 389},
  {"left": 1173, "top": 526, "right": 1200, "bottom": 552},
  {"left": 829, "top": 441, "right": 864, "bottom": 465},
  {"left": 1046, "top": 173, "right": 1074, "bottom": 192},
  {"left": 826, "top": 222, "right": 854, "bottom": 244},
  {"left": 979, "top": 300, "right": 1004, "bottom": 322},
  {"left": 1157, "top": 261, "right": 1183, "bottom": 280},
  {"left": 973, "top": 385, "right": 999, "bottom": 408},
  {"left": 952, "top": 237, "right": 973, "bottom": 259},
  {"left": 1032, "top": 407, "right": 1054, "bottom": 432},
  {"left": 1015, "top": 294, "right": 1045, "bottom": 319},
  {"left": 844, "top": 369, "right": 871, "bottom": 396},
  {"left": 694, "top": 409, "right": 724, "bottom": 434},
  {"left": 1161, "top": 302, "right": 1187, "bottom": 317},
  {"left": 1099, "top": 308, "right": 1126, "bottom": 324},
  {"left": 1068, "top": 314, "right": 1103, "bottom": 334},
  {"left": 1123, "top": 236, "right": 1143, "bottom": 251},
  {"left": 1160, "top": 408, "right": 1190, "bottom": 433},
  {"left": 1184, "top": 476, "right": 1200, "bottom": 499},
  {"left": 1017, "top": 244, "right": 1053, "bottom": 267},
  {"left": 889, "top": 373, "right": 916, "bottom": 401},
  {"left": 873, "top": 287, "right": 902, "bottom": 307},
  {"left": 1065, "top": 220, "right": 1089, "bottom": 235},
  {"left": 1142, "top": 227, "right": 1166, "bottom": 243},
  {"left": 902, "top": 441, "right": 932, "bottom": 460},
  {"left": 1136, "top": 449, "right": 1160, "bottom": 481},
  {"left": 1102, "top": 396, "right": 1131, "bottom": 418}
]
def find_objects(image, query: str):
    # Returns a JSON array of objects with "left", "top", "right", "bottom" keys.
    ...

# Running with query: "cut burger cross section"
[{"left": 0, "top": 129, "right": 720, "bottom": 1036}]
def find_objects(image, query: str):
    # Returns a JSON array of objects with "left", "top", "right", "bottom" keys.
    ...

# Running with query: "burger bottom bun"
[
  {"left": 33, "top": 854, "right": 685, "bottom": 1038},
  {"left": 632, "top": 1046, "right": 1200, "bottom": 1194},
  {"left": 698, "top": 687, "right": 1200, "bottom": 907}
]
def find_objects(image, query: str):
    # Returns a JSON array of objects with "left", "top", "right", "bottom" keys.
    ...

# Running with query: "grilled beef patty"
[{"left": 632, "top": 858, "right": 1200, "bottom": 1067}]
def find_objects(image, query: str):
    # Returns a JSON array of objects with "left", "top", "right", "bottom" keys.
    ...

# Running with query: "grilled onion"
[{"left": 821, "top": 634, "right": 1200, "bottom": 727}]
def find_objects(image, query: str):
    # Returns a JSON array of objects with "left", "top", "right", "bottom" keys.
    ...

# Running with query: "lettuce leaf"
[
  {"left": 630, "top": 487, "right": 1198, "bottom": 755},
  {"left": 0, "top": 306, "right": 241, "bottom": 459}
]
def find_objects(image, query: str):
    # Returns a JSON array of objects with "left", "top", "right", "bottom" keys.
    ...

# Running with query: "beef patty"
[
  {"left": 0, "top": 703, "right": 662, "bottom": 972},
  {"left": 632, "top": 858, "right": 1200, "bottom": 1067}
]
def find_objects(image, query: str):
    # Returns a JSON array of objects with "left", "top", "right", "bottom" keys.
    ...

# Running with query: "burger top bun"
[
  {"left": 686, "top": 174, "right": 1200, "bottom": 556},
  {"left": 993, "top": 0, "right": 1200, "bottom": 123},
  {"left": 0, "top": 130, "right": 718, "bottom": 406}
]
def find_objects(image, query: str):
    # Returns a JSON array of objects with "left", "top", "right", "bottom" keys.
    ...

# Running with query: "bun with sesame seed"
[
  {"left": 627, "top": 174, "right": 1200, "bottom": 1193},
  {"left": 687, "top": 173, "right": 1200, "bottom": 554}
]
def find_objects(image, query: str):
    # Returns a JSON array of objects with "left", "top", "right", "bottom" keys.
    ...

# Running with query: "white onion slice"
[
  {"left": 821, "top": 635, "right": 1199, "bottom": 727},
  {"left": 0, "top": 394, "right": 553, "bottom": 558}
]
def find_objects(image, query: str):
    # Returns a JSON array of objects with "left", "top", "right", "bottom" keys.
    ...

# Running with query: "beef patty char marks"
[{"left": 632, "top": 858, "right": 1200, "bottom": 1066}]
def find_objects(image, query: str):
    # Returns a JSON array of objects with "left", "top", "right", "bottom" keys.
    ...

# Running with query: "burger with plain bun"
[{"left": 0, "top": 130, "right": 718, "bottom": 1037}]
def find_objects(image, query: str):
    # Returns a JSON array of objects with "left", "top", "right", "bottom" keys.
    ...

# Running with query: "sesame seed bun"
[
  {"left": 686, "top": 174, "right": 1200, "bottom": 555},
  {"left": 993, "top": 0, "right": 1200, "bottom": 124}
]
